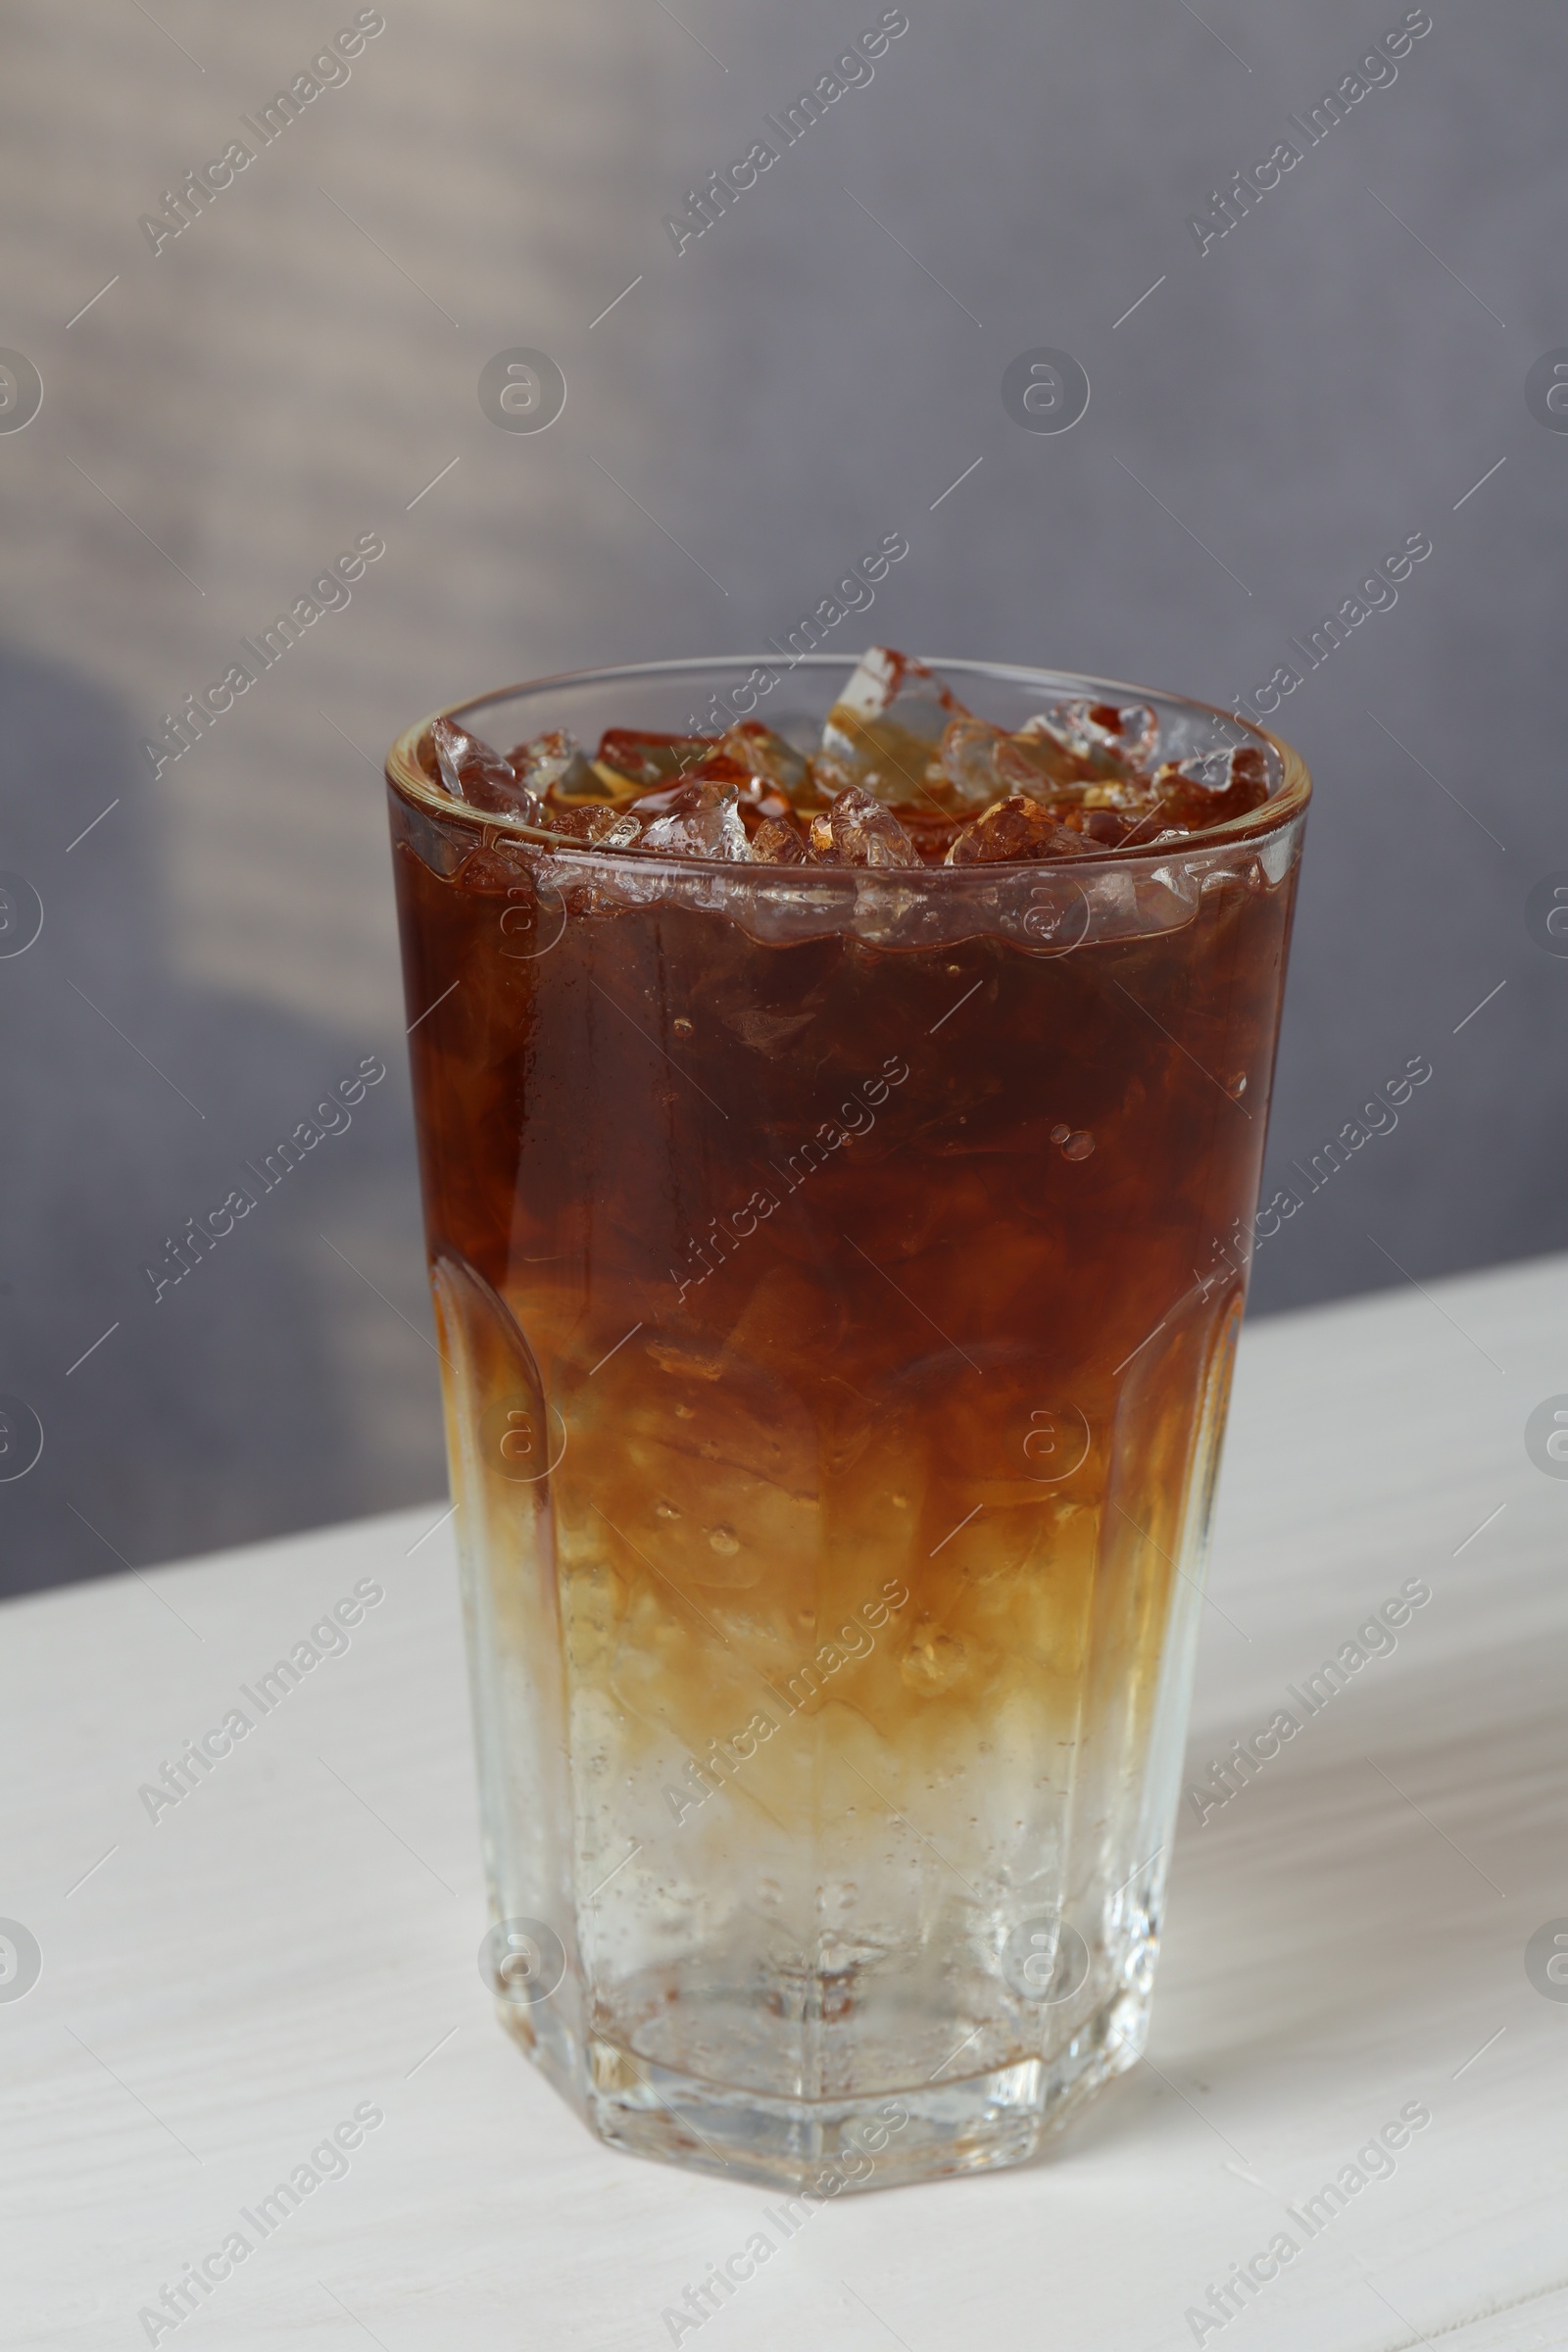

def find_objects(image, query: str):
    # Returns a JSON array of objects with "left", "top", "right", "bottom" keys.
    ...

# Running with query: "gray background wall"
[{"left": 1, "top": 0, "right": 1562, "bottom": 1596}]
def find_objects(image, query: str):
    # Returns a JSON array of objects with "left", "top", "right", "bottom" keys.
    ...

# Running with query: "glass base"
[{"left": 506, "top": 1982, "right": 1152, "bottom": 2193}]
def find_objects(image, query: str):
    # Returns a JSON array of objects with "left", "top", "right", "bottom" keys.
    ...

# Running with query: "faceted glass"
[{"left": 383, "top": 656, "right": 1309, "bottom": 2192}]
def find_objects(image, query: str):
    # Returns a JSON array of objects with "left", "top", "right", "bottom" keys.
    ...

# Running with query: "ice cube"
[
  {"left": 429, "top": 716, "right": 501, "bottom": 797},
  {"left": 716, "top": 721, "right": 808, "bottom": 798},
  {"left": 547, "top": 805, "right": 644, "bottom": 848},
  {"left": 681, "top": 749, "right": 796, "bottom": 829},
  {"left": 813, "top": 648, "right": 968, "bottom": 808},
  {"left": 636, "top": 777, "right": 752, "bottom": 861},
  {"left": 938, "top": 717, "right": 1098, "bottom": 812},
  {"left": 1146, "top": 743, "right": 1270, "bottom": 833},
  {"left": 748, "top": 816, "right": 808, "bottom": 865},
  {"left": 831, "top": 647, "right": 963, "bottom": 733},
  {"left": 628, "top": 757, "right": 788, "bottom": 836},
  {"left": 1004, "top": 714, "right": 1092, "bottom": 787},
  {"left": 1184, "top": 743, "right": 1269, "bottom": 800},
  {"left": 1065, "top": 807, "right": 1145, "bottom": 848},
  {"left": 428, "top": 716, "right": 543, "bottom": 821},
  {"left": 504, "top": 727, "right": 603, "bottom": 805},
  {"left": 808, "top": 728, "right": 941, "bottom": 808},
  {"left": 1044, "top": 699, "right": 1160, "bottom": 773},
  {"left": 944, "top": 796, "right": 1092, "bottom": 864},
  {"left": 938, "top": 718, "right": 1010, "bottom": 810},
  {"left": 808, "top": 784, "right": 919, "bottom": 868},
  {"left": 595, "top": 729, "right": 716, "bottom": 794}
]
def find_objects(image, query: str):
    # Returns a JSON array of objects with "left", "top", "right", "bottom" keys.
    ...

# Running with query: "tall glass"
[{"left": 384, "top": 657, "right": 1309, "bottom": 2192}]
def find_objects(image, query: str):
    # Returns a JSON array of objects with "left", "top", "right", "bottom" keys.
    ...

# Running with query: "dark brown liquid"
[{"left": 391, "top": 799, "right": 1297, "bottom": 1788}]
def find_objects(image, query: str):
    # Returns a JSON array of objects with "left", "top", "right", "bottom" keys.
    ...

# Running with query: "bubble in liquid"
[
  {"left": 1050, "top": 1122, "right": 1070, "bottom": 1144},
  {"left": 1061, "top": 1131, "right": 1095, "bottom": 1161},
  {"left": 708, "top": 1524, "right": 740, "bottom": 1555},
  {"left": 673, "top": 1016, "right": 694, "bottom": 1037},
  {"left": 655, "top": 1498, "right": 681, "bottom": 1521}
]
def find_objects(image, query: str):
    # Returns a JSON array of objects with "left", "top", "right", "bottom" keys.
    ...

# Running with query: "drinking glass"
[{"left": 383, "top": 656, "right": 1309, "bottom": 2191}]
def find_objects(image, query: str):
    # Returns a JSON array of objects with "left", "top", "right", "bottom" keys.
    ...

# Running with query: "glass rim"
[{"left": 383, "top": 653, "right": 1312, "bottom": 877}]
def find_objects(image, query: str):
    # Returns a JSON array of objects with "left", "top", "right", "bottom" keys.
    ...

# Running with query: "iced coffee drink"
[{"left": 384, "top": 651, "right": 1308, "bottom": 2190}]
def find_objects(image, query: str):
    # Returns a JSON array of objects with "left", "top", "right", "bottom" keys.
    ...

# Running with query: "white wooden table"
[{"left": 5, "top": 1254, "right": 1566, "bottom": 2352}]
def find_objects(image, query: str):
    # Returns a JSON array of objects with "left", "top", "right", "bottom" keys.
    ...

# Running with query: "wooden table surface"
[{"left": 4, "top": 1251, "right": 1566, "bottom": 2351}]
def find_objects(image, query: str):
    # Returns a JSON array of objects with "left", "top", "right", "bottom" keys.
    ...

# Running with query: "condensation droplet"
[
  {"left": 708, "top": 1524, "right": 740, "bottom": 1556},
  {"left": 655, "top": 1498, "right": 680, "bottom": 1521},
  {"left": 1227, "top": 1071, "right": 1248, "bottom": 1100},
  {"left": 672, "top": 1015, "right": 694, "bottom": 1037}
]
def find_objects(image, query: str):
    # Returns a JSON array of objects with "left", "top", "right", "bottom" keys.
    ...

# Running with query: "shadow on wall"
[{"left": 0, "top": 641, "right": 444, "bottom": 1598}]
